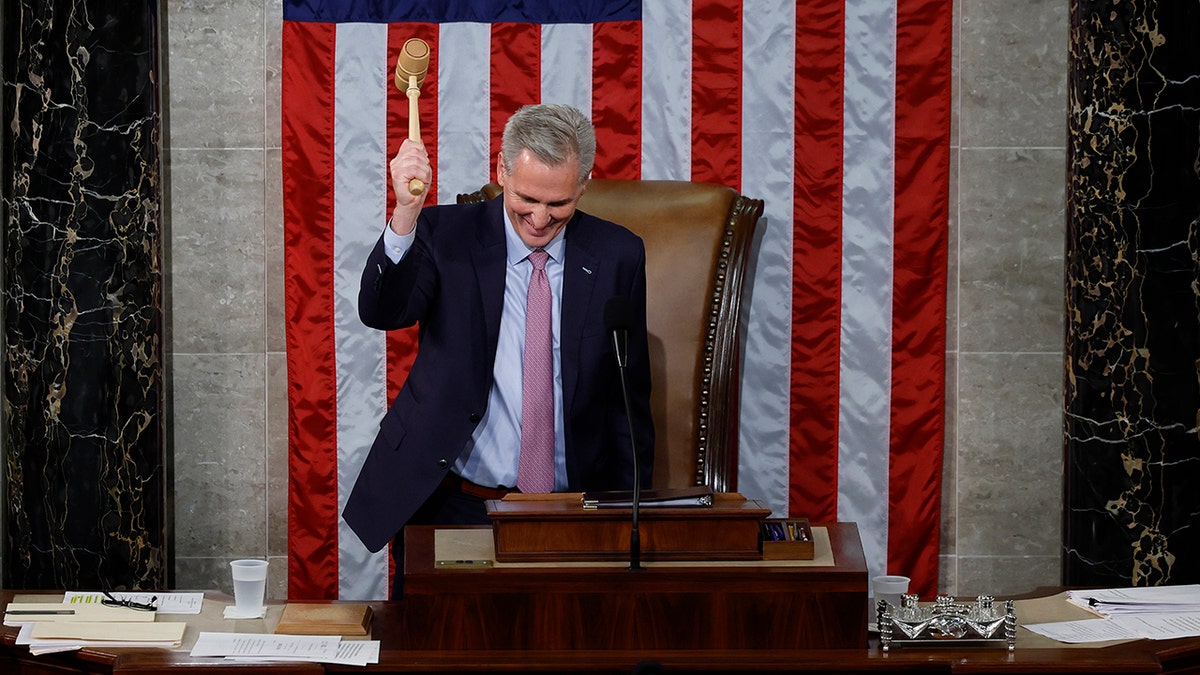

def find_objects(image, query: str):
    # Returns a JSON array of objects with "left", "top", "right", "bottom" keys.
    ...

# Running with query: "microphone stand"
[{"left": 612, "top": 328, "right": 642, "bottom": 571}]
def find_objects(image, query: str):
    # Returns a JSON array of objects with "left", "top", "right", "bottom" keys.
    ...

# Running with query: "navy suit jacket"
[{"left": 343, "top": 196, "right": 655, "bottom": 553}]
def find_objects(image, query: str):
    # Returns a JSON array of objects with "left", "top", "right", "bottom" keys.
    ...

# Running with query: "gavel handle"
[{"left": 406, "top": 75, "right": 426, "bottom": 196}]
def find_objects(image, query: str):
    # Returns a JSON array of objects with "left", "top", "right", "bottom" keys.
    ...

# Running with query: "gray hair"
[{"left": 500, "top": 104, "right": 596, "bottom": 185}]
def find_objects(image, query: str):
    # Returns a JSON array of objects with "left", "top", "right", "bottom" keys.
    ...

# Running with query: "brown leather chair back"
[{"left": 458, "top": 180, "right": 764, "bottom": 492}]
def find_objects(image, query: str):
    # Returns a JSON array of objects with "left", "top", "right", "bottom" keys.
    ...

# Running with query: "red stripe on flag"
[
  {"left": 491, "top": 23, "right": 542, "bottom": 178},
  {"left": 889, "top": 0, "right": 952, "bottom": 597},
  {"left": 690, "top": 0, "right": 742, "bottom": 184},
  {"left": 282, "top": 20, "right": 339, "bottom": 600},
  {"left": 592, "top": 20, "right": 642, "bottom": 180},
  {"left": 789, "top": 2, "right": 845, "bottom": 521}
]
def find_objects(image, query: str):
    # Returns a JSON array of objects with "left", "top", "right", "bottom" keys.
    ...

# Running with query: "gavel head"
[{"left": 395, "top": 38, "right": 430, "bottom": 91}]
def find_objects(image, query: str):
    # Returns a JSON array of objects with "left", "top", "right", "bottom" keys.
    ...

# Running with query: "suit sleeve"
[{"left": 358, "top": 217, "right": 438, "bottom": 330}]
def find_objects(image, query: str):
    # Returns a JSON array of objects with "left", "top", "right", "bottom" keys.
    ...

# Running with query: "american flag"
[{"left": 282, "top": 0, "right": 950, "bottom": 600}]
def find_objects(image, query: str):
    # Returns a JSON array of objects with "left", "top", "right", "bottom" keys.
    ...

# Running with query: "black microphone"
[
  {"left": 604, "top": 296, "right": 633, "bottom": 367},
  {"left": 605, "top": 297, "right": 642, "bottom": 571}
]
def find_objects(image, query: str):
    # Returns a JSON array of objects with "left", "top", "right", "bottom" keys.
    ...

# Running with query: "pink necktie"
[{"left": 518, "top": 249, "right": 555, "bottom": 493}]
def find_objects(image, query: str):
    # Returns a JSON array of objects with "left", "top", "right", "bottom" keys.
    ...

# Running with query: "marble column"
[
  {"left": 1064, "top": 0, "right": 1200, "bottom": 586},
  {"left": 1, "top": 2, "right": 166, "bottom": 589}
]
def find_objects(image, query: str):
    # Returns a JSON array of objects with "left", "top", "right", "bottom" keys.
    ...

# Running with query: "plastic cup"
[
  {"left": 230, "top": 559, "right": 269, "bottom": 614},
  {"left": 872, "top": 574, "right": 910, "bottom": 608}
]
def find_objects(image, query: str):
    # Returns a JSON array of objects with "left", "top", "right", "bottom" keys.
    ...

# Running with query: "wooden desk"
[
  {"left": 6, "top": 526, "right": 1200, "bottom": 673},
  {"left": 7, "top": 597, "right": 1200, "bottom": 675},
  {"left": 401, "top": 522, "right": 869, "bottom": 651}
]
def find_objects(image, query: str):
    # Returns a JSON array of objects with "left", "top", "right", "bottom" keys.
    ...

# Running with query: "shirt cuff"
[{"left": 382, "top": 221, "right": 416, "bottom": 264}]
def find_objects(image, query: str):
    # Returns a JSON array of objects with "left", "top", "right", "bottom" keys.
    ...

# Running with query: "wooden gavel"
[{"left": 395, "top": 38, "right": 430, "bottom": 196}]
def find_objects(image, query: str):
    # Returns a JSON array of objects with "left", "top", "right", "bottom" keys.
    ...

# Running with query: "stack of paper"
[
  {"left": 191, "top": 631, "right": 380, "bottom": 666},
  {"left": 4, "top": 602, "right": 188, "bottom": 655},
  {"left": 1025, "top": 613, "right": 1200, "bottom": 643},
  {"left": 1024, "top": 585, "right": 1200, "bottom": 644},
  {"left": 1067, "top": 584, "right": 1200, "bottom": 615}
]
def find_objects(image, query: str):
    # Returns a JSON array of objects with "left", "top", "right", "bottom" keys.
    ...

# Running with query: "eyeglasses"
[{"left": 101, "top": 590, "right": 158, "bottom": 612}]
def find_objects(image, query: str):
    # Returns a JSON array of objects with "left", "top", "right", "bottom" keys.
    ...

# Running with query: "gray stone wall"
[{"left": 167, "top": 0, "right": 287, "bottom": 599}]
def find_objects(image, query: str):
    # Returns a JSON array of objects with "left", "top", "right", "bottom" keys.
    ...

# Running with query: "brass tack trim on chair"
[
  {"left": 693, "top": 194, "right": 764, "bottom": 491},
  {"left": 693, "top": 206, "right": 738, "bottom": 487}
]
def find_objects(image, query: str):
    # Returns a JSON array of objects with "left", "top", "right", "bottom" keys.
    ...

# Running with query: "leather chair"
[{"left": 458, "top": 180, "right": 764, "bottom": 492}]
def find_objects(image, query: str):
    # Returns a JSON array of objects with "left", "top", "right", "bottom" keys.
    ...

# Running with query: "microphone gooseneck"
[{"left": 605, "top": 297, "right": 642, "bottom": 571}]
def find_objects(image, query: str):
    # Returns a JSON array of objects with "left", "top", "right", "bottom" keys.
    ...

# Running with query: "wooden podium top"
[
  {"left": 406, "top": 521, "right": 868, "bottom": 584},
  {"left": 484, "top": 491, "right": 774, "bottom": 562}
]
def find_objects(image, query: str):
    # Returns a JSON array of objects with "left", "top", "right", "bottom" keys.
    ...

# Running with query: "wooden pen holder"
[{"left": 760, "top": 517, "right": 815, "bottom": 560}]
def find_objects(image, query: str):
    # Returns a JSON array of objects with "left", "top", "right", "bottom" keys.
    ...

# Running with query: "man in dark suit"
[{"left": 342, "top": 104, "right": 655, "bottom": 571}]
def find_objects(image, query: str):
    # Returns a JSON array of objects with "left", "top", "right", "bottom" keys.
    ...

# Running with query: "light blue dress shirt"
[{"left": 380, "top": 211, "right": 567, "bottom": 490}]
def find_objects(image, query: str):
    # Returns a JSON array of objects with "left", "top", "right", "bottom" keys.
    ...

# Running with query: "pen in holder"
[{"left": 759, "top": 517, "right": 815, "bottom": 560}]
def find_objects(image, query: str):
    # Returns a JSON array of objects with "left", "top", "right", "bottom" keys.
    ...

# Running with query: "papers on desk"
[
  {"left": 14, "top": 621, "right": 189, "bottom": 655},
  {"left": 1025, "top": 613, "right": 1200, "bottom": 643},
  {"left": 63, "top": 590, "right": 205, "bottom": 614},
  {"left": 582, "top": 486, "right": 714, "bottom": 509},
  {"left": 4, "top": 601, "right": 188, "bottom": 655},
  {"left": 1026, "top": 585, "right": 1200, "bottom": 643},
  {"left": 1066, "top": 584, "right": 1200, "bottom": 615},
  {"left": 191, "top": 631, "right": 380, "bottom": 666},
  {"left": 4, "top": 602, "right": 157, "bottom": 624},
  {"left": 30, "top": 621, "right": 187, "bottom": 643}
]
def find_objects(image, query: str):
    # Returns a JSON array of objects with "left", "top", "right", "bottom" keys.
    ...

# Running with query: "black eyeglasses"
[{"left": 101, "top": 590, "right": 158, "bottom": 612}]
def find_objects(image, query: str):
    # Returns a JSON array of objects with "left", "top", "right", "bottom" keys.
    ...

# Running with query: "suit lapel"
[
  {"left": 471, "top": 199, "right": 508, "bottom": 359},
  {"left": 561, "top": 213, "right": 599, "bottom": 417}
]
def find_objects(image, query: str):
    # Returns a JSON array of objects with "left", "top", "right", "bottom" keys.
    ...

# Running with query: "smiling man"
[{"left": 342, "top": 104, "right": 655, "bottom": 594}]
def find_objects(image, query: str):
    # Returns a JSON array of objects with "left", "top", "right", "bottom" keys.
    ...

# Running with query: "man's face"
[{"left": 496, "top": 149, "right": 586, "bottom": 249}]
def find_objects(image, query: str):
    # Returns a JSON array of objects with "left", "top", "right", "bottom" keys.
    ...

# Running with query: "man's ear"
[{"left": 495, "top": 152, "right": 506, "bottom": 186}]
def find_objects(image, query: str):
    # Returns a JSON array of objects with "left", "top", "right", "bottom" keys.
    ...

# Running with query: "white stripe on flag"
[
  {"left": 641, "top": 0, "right": 691, "bottom": 180},
  {"left": 334, "top": 23, "right": 391, "bottom": 600},
  {"left": 738, "top": 0, "right": 797, "bottom": 518},
  {"left": 838, "top": 0, "right": 897, "bottom": 582},
  {"left": 542, "top": 24, "right": 593, "bottom": 116},
  {"left": 437, "top": 23, "right": 492, "bottom": 202}
]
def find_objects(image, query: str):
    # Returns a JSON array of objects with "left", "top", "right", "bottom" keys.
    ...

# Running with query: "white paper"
[
  {"left": 1112, "top": 613, "right": 1200, "bottom": 640},
  {"left": 230, "top": 639, "right": 381, "bottom": 666},
  {"left": 63, "top": 591, "right": 205, "bottom": 615},
  {"left": 1023, "top": 619, "right": 1141, "bottom": 643},
  {"left": 1067, "top": 585, "right": 1200, "bottom": 615},
  {"left": 190, "top": 631, "right": 341, "bottom": 660},
  {"left": 222, "top": 605, "right": 267, "bottom": 619},
  {"left": 1026, "top": 612, "right": 1200, "bottom": 643}
]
